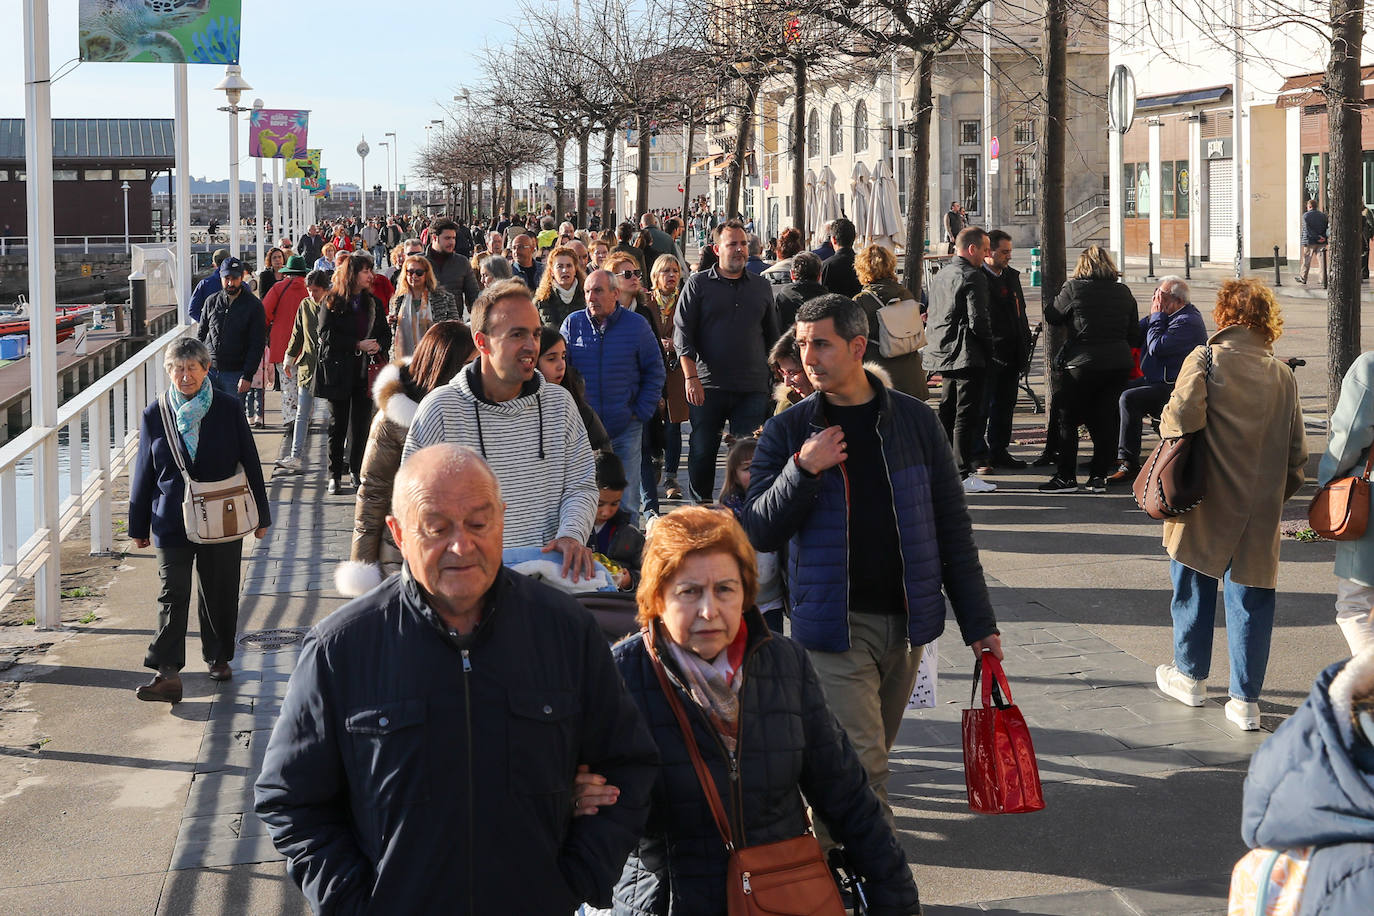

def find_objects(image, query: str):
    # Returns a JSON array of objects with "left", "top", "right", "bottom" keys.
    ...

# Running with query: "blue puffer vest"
[
  {"left": 740, "top": 375, "right": 996, "bottom": 652},
  {"left": 561, "top": 305, "right": 665, "bottom": 439}
]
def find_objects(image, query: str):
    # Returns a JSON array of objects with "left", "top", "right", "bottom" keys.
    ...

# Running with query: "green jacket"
[{"left": 285, "top": 296, "right": 322, "bottom": 388}]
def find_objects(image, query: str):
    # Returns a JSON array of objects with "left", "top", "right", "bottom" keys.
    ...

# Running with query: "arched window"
[
  {"left": 807, "top": 109, "right": 820, "bottom": 159},
  {"left": 853, "top": 101, "right": 869, "bottom": 153},
  {"left": 829, "top": 105, "right": 843, "bottom": 156},
  {"left": 787, "top": 112, "right": 796, "bottom": 155}
]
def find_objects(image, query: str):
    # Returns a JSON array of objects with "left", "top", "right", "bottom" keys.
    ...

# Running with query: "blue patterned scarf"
[{"left": 168, "top": 380, "right": 213, "bottom": 462}]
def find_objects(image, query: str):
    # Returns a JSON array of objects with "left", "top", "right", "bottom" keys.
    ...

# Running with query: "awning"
[
  {"left": 1136, "top": 86, "right": 1231, "bottom": 112},
  {"left": 1276, "top": 66, "right": 1374, "bottom": 108}
]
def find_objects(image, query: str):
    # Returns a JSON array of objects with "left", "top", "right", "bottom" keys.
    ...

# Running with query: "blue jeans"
[
  {"left": 609, "top": 420, "right": 643, "bottom": 524},
  {"left": 687, "top": 389, "right": 769, "bottom": 503},
  {"left": 243, "top": 387, "right": 264, "bottom": 418},
  {"left": 208, "top": 368, "right": 241, "bottom": 401},
  {"left": 1169, "top": 560, "right": 1276, "bottom": 702},
  {"left": 290, "top": 383, "right": 316, "bottom": 460}
]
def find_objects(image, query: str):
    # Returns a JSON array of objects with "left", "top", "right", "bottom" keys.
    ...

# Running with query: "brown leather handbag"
[
  {"left": 1133, "top": 346, "right": 1211, "bottom": 520},
  {"left": 645, "top": 630, "right": 845, "bottom": 916},
  {"left": 1308, "top": 449, "right": 1374, "bottom": 540}
]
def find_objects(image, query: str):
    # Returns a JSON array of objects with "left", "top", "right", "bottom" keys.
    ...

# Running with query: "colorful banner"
[
  {"left": 285, "top": 149, "right": 322, "bottom": 184},
  {"left": 249, "top": 109, "right": 309, "bottom": 159},
  {"left": 306, "top": 168, "right": 328, "bottom": 194},
  {"left": 78, "top": 0, "right": 242, "bottom": 64}
]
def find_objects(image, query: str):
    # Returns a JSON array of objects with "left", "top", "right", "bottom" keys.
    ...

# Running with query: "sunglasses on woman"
[
  {"left": 405, "top": 268, "right": 428, "bottom": 276},
  {"left": 618, "top": 269, "right": 642, "bottom": 279}
]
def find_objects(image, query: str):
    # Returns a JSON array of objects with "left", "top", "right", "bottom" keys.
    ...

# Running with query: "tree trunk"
[
  {"left": 491, "top": 169, "right": 499, "bottom": 217},
  {"left": 904, "top": 52, "right": 934, "bottom": 298},
  {"left": 553, "top": 136, "right": 567, "bottom": 223},
  {"left": 577, "top": 130, "right": 591, "bottom": 229},
  {"left": 1326, "top": 0, "right": 1365, "bottom": 412},
  {"left": 1039, "top": 0, "right": 1070, "bottom": 456},
  {"left": 601, "top": 123, "right": 616, "bottom": 227},
  {"left": 681, "top": 114, "right": 696, "bottom": 221},
  {"left": 637, "top": 116, "right": 652, "bottom": 217},
  {"left": 503, "top": 164, "right": 513, "bottom": 216},
  {"left": 793, "top": 55, "right": 808, "bottom": 238},
  {"left": 726, "top": 76, "right": 761, "bottom": 219}
]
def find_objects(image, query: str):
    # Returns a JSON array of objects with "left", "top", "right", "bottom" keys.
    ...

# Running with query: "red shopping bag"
[{"left": 962, "top": 651, "right": 1046, "bottom": 814}]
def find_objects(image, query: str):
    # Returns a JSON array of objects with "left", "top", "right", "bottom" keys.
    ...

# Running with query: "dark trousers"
[
  {"left": 1117, "top": 380, "right": 1174, "bottom": 463},
  {"left": 938, "top": 370, "right": 986, "bottom": 477},
  {"left": 145, "top": 540, "right": 244, "bottom": 674},
  {"left": 973, "top": 362, "right": 1021, "bottom": 460},
  {"left": 328, "top": 383, "right": 372, "bottom": 477},
  {"left": 688, "top": 389, "right": 769, "bottom": 503},
  {"left": 664, "top": 421, "right": 683, "bottom": 476},
  {"left": 1057, "top": 367, "right": 1131, "bottom": 480}
]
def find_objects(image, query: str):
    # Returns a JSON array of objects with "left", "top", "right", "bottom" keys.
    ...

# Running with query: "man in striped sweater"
[{"left": 403, "top": 279, "right": 599, "bottom": 581}]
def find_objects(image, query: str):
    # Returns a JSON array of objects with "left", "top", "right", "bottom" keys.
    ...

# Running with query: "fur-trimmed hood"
[
  {"left": 772, "top": 361, "right": 893, "bottom": 412},
  {"left": 372, "top": 360, "right": 419, "bottom": 429}
]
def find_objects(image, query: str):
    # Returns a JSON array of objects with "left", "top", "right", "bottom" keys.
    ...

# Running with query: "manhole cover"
[{"left": 237, "top": 627, "right": 310, "bottom": 651}]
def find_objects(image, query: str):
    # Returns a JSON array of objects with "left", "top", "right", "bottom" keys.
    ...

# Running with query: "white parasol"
[
  {"left": 850, "top": 161, "right": 872, "bottom": 246},
  {"left": 866, "top": 158, "right": 903, "bottom": 251},
  {"left": 804, "top": 169, "right": 818, "bottom": 243},
  {"left": 815, "top": 165, "right": 841, "bottom": 237}
]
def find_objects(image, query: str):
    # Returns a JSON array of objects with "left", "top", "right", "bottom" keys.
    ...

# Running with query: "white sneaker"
[
  {"left": 276, "top": 456, "right": 303, "bottom": 473},
  {"left": 1156, "top": 663, "right": 1206, "bottom": 707},
  {"left": 1225, "top": 698, "right": 1260, "bottom": 731},
  {"left": 963, "top": 475, "right": 997, "bottom": 494}
]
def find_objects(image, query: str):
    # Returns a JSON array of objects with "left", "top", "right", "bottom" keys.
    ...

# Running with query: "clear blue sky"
[{"left": 0, "top": 0, "right": 498, "bottom": 189}]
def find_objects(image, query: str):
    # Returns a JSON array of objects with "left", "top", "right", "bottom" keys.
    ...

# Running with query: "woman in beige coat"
[
  {"left": 1154, "top": 279, "right": 1307, "bottom": 731},
  {"left": 333, "top": 321, "right": 475, "bottom": 596}
]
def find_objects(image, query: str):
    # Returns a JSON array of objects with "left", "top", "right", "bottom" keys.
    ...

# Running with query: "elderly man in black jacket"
[
  {"left": 196, "top": 257, "right": 265, "bottom": 400},
  {"left": 926, "top": 226, "right": 996, "bottom": 493},
  {"left": 255, "top": 444, "right": 658, "bottom": 915}
]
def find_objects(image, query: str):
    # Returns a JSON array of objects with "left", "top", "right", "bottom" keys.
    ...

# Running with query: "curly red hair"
[{"left": 1212, "top": 278, "right": 1283, "bottom": 344}]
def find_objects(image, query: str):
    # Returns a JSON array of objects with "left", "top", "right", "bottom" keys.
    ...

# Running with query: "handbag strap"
[
  {"left": 643, "top": 628, "right": 737, "bottom": 852},
  {"left": 969, "top": 649, "right": 1015, "bottom": 710},
  {"left": 1360, "top": 445, "right": 1374, "bottom": 482},
  {"left": 157, "top": 392, "right": 196, "bottom": 486}
]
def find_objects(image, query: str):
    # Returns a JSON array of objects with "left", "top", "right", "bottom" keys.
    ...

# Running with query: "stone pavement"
[{"left": 0, "top": 282, "right": 1365, "bottom": 914}]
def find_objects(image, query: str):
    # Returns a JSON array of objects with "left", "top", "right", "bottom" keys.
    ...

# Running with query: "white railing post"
[
  {"left": 89, "top": 399, "right": 111, "bottom": 555},
  {"left": 1, "top": 468, "right": 15, "bottom": 571}
]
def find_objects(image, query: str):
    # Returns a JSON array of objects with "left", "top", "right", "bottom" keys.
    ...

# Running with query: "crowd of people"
[{"left": 127, "top": 198, "right": 1374, "bottom": 914}]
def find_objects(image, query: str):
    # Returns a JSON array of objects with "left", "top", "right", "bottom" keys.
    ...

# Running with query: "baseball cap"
[{"left": 219, "top": 257, "right": 245, "bottom": 277}]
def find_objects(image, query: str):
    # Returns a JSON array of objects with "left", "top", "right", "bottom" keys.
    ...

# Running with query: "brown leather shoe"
[
  {"left": 1106, "top": 460, "right": 1138, "bottom": 483},
  {"left": 136, "top": 675, "right": 183, "bottom": 703},
  {"left": 208, "top": 662, "right": 232, "bottom": 682}
]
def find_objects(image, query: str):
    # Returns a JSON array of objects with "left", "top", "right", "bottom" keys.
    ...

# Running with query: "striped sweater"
[{"left": 402, "top": 364, "right": 598, "bottom": 548}]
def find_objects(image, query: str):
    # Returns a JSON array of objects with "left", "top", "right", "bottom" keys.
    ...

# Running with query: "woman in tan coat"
[
  {"left": 1154, "top": 279, "right": 1307, "bottom": 731},
  {"left": 333, "top": 321, "right": 475, "bottom": 596}
]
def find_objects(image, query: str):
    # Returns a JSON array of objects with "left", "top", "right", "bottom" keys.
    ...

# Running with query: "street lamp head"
[
  {"left": 213, "top": 65, "right": 253, "bottom": 107},
  {"left": 431, "top": 119, "right": 443, "bottom": 126},
  {"left": 120, "top": 181, "right": 130, "bottom": 191},
  {"left": 252, "top": 98, "right": 264, "bottom": 110},
  {"left": 357, "top": 138, "right": 370, "bottom": 158}
]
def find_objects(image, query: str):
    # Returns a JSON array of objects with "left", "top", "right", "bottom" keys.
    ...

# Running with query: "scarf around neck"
[
  {"left": 168, "top": 381, "right": 213, "bottom": 461},
  {"left": 664, "top": 624, "right": 749, "bottom": 751}
]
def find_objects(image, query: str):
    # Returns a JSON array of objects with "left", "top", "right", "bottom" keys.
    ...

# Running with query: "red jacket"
[{"left": 264, "top": 276, "right": 307, "bottom": 364}]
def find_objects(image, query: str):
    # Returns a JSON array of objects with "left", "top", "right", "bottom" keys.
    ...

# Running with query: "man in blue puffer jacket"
[
  {"left": 1239, "top": 646, "right": 1374, "bottom": 914},
  {"left": 562, "top": 269, "right": 665, "bottom": 523},
  {"left": 741, "top": 294, "right": 1000, "bottom": 839}
]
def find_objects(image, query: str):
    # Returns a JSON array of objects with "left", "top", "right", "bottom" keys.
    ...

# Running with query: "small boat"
[{"left": 0, "top": 299, "right": 93, "bottom": 345}]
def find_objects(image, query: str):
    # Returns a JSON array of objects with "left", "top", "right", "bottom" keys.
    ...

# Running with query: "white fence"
[{"left": 0, "top": 322, "right": 190, "bottom": 626}]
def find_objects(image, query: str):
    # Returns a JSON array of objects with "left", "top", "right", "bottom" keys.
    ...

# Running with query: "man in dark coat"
[
  {"left": 773, "top": 251, "right": 828, "bottom": 329},
  {"left": 974, "top": 229, "right": 1033, "bottom": 472},
  {"left": 742, "top": 294, "right": 1000, "bottom": 846},
  {"left": 425, "top": 218, "right": 481, "bottom": 316},
  {"left": 943, "top": 201, "right": 964, "bottom": 254},
  {"left": 820, "top": 217, "right": 861, "bottom": 297},
  {"left": 196, "top": 257, "right": 266, "bottom": 399},
  {"left": 925, "top": 226, "right": 995, "bottom": 491},
  {"left": 255, "top": 445, "right": 659, "bottom": 915},
  {"left": 297, "top": 224, "right": 325, "bottom": 264}
]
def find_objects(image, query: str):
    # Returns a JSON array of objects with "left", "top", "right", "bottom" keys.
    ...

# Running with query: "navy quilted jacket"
[
  {"left": 740, "top": 376, "right": 996, "bottom": 652},
  {"left": 609, "top": 613, "right": 920, "bottom": 915},
  {"left": 561, "top": 305, "right": 666, "bottom": 439}
]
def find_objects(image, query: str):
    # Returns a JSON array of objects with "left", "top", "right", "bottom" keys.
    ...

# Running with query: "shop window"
[
  {"left": 1123, "top": 163, "right": 1137, "bottom": 217},
  {"left": 1136, "top": 163, "right": 1152, "bottom": 216},
  {"left": 1161, "top": 161, "right": 1175, "bottom": 218},
  {"left": 1175, "top": 161, "right": 1190, "bottom": 218}
]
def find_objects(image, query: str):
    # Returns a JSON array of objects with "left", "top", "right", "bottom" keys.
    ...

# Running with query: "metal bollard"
[
  {"left": 1273, "top": 245, "right": 1281, "bottom": 286},
  {"left": 128, "top": 270, "right": 147, "bottom": 341},
  {"left": 1183, "top": 242, "right": 1191, "bottom": 279},
  {"left": 1147, "top": 242, "right": 1156, "bottom": 279}
]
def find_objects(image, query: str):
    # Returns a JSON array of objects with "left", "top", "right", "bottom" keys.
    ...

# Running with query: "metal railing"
[
  {"left": 0, "top": 235, "right": 168, "bottom": 254},
  {"left": 0, "top": 321, "right": 190, "bottom": 625}
]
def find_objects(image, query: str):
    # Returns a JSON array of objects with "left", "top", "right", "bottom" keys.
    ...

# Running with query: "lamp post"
[
  {"left": 252, "top": 98, "right": 265, "bottom": 270},
  {"left": 120, "top": 181, "right": 130, "bottom": 253},
  {"left": 455, "top": 91, "right": 471, "bottom": 217},
  {"left": 385, "top": 131, "right": 397, "bottom": 213},
  {"left": 379, "top": 140, "right": 391, "bottom": 217},
  {"left": 428, "top": 119, "right": 443, "bottom": 207},
  {"left": 357, "top": 136, "right": 370, "bottom": 224},
  {"left": 214, "top": 65, "right": 252, "bottom": 257}
]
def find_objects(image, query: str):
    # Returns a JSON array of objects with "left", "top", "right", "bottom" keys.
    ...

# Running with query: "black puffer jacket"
[
  {"left": 610, "top": 612, "right": 920, "bottom": 916},
  {"left": 1043, "top": 277, "right": 1142, "bottom": 372},
  {"left": 313, "top": 290, "right": 391, "bottom": 401}
]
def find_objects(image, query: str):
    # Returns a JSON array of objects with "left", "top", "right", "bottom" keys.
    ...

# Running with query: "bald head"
[{"left": 392, "top": 444, "right": 500, "bottom": 528}]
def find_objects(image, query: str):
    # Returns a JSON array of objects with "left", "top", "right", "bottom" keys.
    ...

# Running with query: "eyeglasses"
[
  {"left": 617, "top": 269, "right": 642, "bottom": 279},
  {"left": 405, "top": 268, "right": 428, "bottom": 276}
]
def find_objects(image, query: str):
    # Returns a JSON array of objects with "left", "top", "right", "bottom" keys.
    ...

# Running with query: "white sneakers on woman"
[{"left": 1157, "top": 663, "right": 1261, "bottom": 730}]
